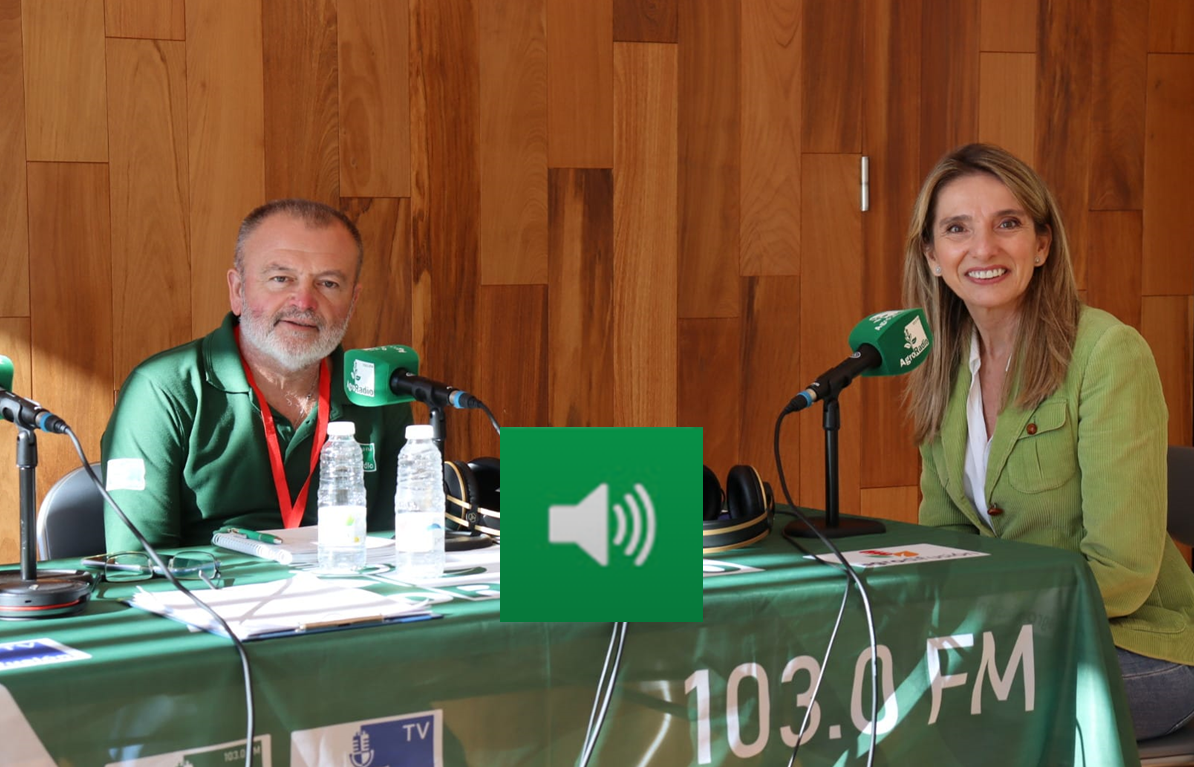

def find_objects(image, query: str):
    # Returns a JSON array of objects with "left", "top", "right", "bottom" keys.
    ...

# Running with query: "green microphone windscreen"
[
  {"left": 847, "top": 308, "right": 933, "bottom": 377},
  {"left": 0, "top": 355, "right": 13, "bottom": 391},
  {"left": 343, "top": 345, "right": 421, "bottom": 406}
]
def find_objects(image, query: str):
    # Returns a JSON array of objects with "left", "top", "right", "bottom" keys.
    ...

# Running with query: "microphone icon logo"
[
  {"left": 347, "top": 359, "right": 375, "bottom": 398},
  {"left": 899, "top": 316, "right": 931, "bottom": 367}
]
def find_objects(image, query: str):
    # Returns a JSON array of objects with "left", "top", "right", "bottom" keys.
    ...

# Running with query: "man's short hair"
[{"left": 234, "top": 199, "right": 364, "bottom": 280}]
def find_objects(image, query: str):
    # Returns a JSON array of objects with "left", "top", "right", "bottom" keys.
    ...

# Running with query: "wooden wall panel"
[
  {"left": 678, "top": 0, "right": 739, "bottom": 319},
  {"left": 978, "top": 53, "right": 1035, "bottom": 166},
  {"left": 861, "top": 0, "right": 921, "bottom": 489},
  {"left": 411, "top": 0, "right": 481, "bottom": 456},
  {"left": 613, "top": 42, "right": 677, "bottom": 427},
  {"left": 740, "top": 276, "right": 802, "bottom": 496},
  {"left": 21, "top": 0, "right": 107, "bottom": 162},
  {"left": 1141, "top": 296, "right": 1193, "bottom": 448},
  {"left": 0, "top": 318, "right": 31, "bottom": 559},
  {"left": 263, "top": 0, "right": 339, "bottom": 205},
  {"left": 547, "top": 0, "right": 613, "bottom": 167},
  {"left": 26, "top": 163, "right": 112, "bottom": 497},
  {"left": 104, "top": 0, "right": 184, "bottom": 40},
  {"left": 1036, "top": 0, "right": 1092, "bottom": 291},
  {"left": 1150, "top": 0, "right": 1194, "bottom": 52},
  {"left": 678, "top": 318, "right": 739, "bottom": 479},
  {"left": 0, "top": 0, "right": 1190, "bottom": 564},
  {"left": 802, "top": 0, "right": 862, "bottom": 153},
  {"left": 861, "top": 485, "right": 918, "bottom": 525},
  {"left": 1089, "top": 0, "right": 1146, "bottom": 211},
  {"left": 548, "top": 168, "right": 615, "bottom": 427},
  {"left": 107, "top": 39, "right": 191, "bottom": 386},
  {"left": 919, "top": 0, "right": 979, "bottom": 175},
  {"left": 0, "top": 0, "right": 28, "bottom": 317},
  {"left": 186, "top": 0, "right": 266, "bottom": 336},
  {"left": 1142, "top": 54, "right": 1194, "bottom": 297},
  {"left": 740, "top": 0, "right": 800, "bottom": 277},
  {"left": 479, "top": 0, "right": 548, "bottom": 286},
  {"left": 338, "top": 0, "right": 410, "bottom": 198},
  {"left": 474, "top": 285, "right": 547, "bottom": 457},
  {"left": 340, "top": 197, "right": 412, "bottom": 350},
  {"left": 979, "top": 0, "right": 1036, "bottom": 52},
  {"left": 799, "top": 155, "right": 862, "bottom": 515},
  {"left": 1087, "top": 211, "right": 1142, "bottom": 330},
  {"left": 613, "top": 0, "right": 677, "bottom": 42}
]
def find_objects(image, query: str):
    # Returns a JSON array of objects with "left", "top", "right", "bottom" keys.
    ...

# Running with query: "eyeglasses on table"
[{"left": 80, "top": 551, "right": 223, "bottom": 589}]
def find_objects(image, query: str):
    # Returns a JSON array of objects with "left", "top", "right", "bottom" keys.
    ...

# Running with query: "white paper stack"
[{"left": 128, "top": 573, "right": 432, "bottom": 640}]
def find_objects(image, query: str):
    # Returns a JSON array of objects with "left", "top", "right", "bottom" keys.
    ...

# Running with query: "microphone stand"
[
  {"left": 0, "top": 425, "right": 92, "bottom": 619},
  {"left": 785, "top": 393, "right": 886, "bottom": 539},
  {"left": 18, "top": 427, "right": 38, "bottom": 578},
  {"left": 428, "top": 404, "right": 446, "bottom": 455}
]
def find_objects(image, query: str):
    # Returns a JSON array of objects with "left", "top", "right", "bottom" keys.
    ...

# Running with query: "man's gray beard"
[{"left": 238, "top": 301, "right": 351, "bottom": 374}]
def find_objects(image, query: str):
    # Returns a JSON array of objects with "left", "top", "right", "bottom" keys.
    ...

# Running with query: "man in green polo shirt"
[{"left": 101, "top": 199, "right": 412, "bottom": 550}]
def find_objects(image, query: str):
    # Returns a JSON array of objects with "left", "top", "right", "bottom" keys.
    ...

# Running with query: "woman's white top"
[{"left": 962, "top": 329, "right": 1009, "bottom": 533}]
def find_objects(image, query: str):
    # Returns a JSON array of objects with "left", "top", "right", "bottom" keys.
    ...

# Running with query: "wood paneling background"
[{"left": 1, "top": 0, "right": 1191, "bottom": 563}]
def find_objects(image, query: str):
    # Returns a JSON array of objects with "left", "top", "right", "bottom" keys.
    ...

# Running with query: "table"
[{"left": 0, "top": 517, "right": 1138, "bottom": 766}]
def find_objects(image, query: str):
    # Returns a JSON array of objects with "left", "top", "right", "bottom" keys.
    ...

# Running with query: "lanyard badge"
[{"left": 235, "top": 326, "right": 332, "bottom": 528}]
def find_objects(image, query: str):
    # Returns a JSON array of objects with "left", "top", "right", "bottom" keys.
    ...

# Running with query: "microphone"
[
  {"left": 343, "top": 346, "right": 482, "bottom": 410},
  {"left": 785, "top": 308, "right": 933, "bottom": 413},
  {"left": 0, "top": 355, "right": 70, "bottom": 434}
]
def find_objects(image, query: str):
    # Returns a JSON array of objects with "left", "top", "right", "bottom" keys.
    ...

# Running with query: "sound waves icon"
[{"left": 549, "top": 483, "right": 656, "bottom": 566}]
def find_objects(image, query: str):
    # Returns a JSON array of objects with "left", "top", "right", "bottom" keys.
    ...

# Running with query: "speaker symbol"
[{"left": 549, "top": 483, "right": 656, "bottom": 566}]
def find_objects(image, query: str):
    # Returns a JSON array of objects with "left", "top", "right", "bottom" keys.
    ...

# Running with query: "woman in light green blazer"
[{"left": 902, "top": 143, "right": 1194, "bottom": 740}]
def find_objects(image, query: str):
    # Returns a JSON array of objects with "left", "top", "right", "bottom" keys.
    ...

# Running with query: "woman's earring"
[
  {"left": 933, "top": 265, "right": 942, "bottom": 276},
  {"left": 1034, "top": 257, "right": 1041, "bottom": 265}
]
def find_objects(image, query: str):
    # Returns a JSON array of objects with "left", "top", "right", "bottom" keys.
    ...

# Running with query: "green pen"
[{"left": 220, "top": 527, "right": 283, "bottom": 544}]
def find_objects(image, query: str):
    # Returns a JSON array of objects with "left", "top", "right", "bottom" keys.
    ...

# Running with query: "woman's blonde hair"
[{"left": 901, "top": 143, "right": 1080, "bottom": 443}]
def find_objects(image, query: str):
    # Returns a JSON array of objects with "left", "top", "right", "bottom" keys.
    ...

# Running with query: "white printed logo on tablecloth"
[
  {"left": 702, "top": 559, "right": 764, "bottom": 578},
  {"left": 103, "top": 735, "right": 270, "bottom": 766},
  {"left": 371, "top": 550, "right": 501, "bottom": 601},
  {"left": 291, "top": 710, "right": 441, "bottom": 767}
]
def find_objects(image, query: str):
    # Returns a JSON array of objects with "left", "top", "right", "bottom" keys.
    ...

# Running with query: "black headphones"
[
  {"left": 444, "top": 457, "right": 500, "bottom": 539},
  {"left": 703, "top": 464, "right": 774, "bottom": 555}
]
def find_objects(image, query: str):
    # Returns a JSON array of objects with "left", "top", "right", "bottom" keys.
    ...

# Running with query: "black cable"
[
  {"left": 65, "top": 429, "right": 257, "bottom": 767},
  {"left": 773, "top": 411, "right": 880, "bottom": 767},
  {"left": 477, "top": 400, "right": 501, "bottom": 436},
  {"left": 577, "top": 621, "right": 629, "bottom": 767}
]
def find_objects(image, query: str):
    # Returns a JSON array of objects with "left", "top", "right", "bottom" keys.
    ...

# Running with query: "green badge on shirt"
[{"left": 500, "top": 427, "right": 703, "bottom": 622}]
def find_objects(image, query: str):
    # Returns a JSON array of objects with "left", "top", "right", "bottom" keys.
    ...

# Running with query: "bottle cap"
[
  {"left": 328, "top": 421, "right": 356, "bottom": 437},
  {"left": 405, "top": 424, "right": 435, "bottom": 440}
]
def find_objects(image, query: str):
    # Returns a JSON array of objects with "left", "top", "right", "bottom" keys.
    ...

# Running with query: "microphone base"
[
  {"left": 784, "top": 515, "right": 886, "bottom": 539},
  {"left": 0, "top": 570, "right": 93, "bottom": 620}
]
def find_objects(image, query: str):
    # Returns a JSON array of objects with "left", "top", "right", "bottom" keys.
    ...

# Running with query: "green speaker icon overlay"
[{"left": 500, "top": 427, "right": 703, "bottom": 623}]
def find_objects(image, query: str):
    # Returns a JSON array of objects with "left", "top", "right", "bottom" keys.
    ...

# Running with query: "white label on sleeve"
[{"left": 105, "top": 458, "right": 146, "bottom": 491}]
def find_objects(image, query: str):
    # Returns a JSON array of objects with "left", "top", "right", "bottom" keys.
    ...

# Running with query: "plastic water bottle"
[
  {"left": 317, "top": 421, "right": 368, "bottom": 572},
  {"left": 393, "top": 424, "right": 445, "bottom": 581}
]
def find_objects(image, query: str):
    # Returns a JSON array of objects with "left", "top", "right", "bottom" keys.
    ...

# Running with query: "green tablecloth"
[{"left": 0, "top": 516, "right": 1138, "bottom": 766}]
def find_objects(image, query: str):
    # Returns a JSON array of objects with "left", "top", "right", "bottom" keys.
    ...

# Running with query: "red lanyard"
[{"left": 235, "top": 326, "right": 331, "bottom": 529}]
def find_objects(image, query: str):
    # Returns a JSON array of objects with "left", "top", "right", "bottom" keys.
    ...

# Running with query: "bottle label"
[
  {"left": 394, "top": 513, "right": 442, "bottom": 552},
  {"left": 319, "top": 505, "right": 366, "bottom": 546}
]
